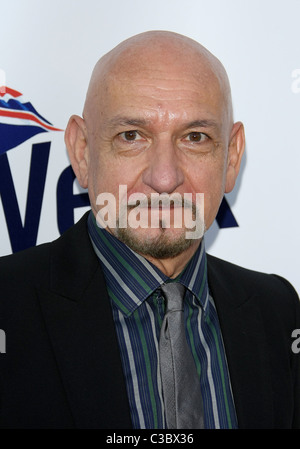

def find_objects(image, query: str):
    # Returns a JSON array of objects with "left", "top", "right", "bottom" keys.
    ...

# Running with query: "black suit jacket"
[{"left": 0, "top": 212, "right": 299, "bottom": 429}]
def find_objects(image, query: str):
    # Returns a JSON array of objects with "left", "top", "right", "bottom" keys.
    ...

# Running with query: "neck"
[{"left": 138, "top": 240, "right": 201, "bottom": 278}]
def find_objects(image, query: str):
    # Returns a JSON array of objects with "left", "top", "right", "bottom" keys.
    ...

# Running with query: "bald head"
[{"left": 83, "top": 31, "right": 233, "bottom": 128}]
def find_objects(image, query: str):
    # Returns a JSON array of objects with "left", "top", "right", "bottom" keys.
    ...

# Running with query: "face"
[{"left": 66, "top": 46, "right": 244, "bottom": 266}]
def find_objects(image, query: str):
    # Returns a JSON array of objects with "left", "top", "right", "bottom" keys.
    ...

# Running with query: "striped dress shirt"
[{"left": 88, "top": 211, "right": 237, "bottom": 429}]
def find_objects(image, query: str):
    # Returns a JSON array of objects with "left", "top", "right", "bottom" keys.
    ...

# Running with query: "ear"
[
  {"left": 225, "top": 121, "right": 245, "bottom": 193},
  {"left": 64, "top": 115, "right": 89, "bottom": 189}
]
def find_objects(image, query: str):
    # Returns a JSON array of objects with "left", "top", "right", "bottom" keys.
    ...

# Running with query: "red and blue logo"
[
  {"left": 0, "top": 85, "right": 75, "bottom": 253},
  {"left": 0, "top": 86, "right": 62, "bottom": 154}
]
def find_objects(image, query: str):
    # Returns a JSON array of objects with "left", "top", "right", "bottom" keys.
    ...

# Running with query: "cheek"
[
  {"left": 189, "top": 156, "right": 226, "bottom": 192},
  {"left": 88, "top": 161, "right": 116, "bottom": 200},
  {"left": 87, "top": 152, "right": 141, "bottom": 210},
  {"left": 87, "top": 151, "right": 111, "bottom": 209},
  {"left": 188, "top": 159, "right": 227, "bottom": 227}
]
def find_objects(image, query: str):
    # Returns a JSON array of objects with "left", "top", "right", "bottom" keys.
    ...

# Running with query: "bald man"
[{"left": 0, "top": 31, "right": 299, "bottom": 430}]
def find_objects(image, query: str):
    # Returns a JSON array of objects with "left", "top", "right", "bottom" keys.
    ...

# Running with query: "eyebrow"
[
  {"left": 107, "top": 116, "right": 219, "bottom": 130},
  {"left": 108, "top": 117, "right": 148, "bottom": 128},
  {"left": 184, "top": 120, "right": 219, "bottom": 130}
]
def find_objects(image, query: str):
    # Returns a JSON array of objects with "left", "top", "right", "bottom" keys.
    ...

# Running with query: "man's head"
[{"left": 65, "top": 30, "right": 245, "bottom": 276}]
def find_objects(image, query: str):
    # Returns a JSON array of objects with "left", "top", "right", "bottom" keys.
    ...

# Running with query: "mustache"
[{"left": 124, "top": 193, "right": 196, "bottom": 212}]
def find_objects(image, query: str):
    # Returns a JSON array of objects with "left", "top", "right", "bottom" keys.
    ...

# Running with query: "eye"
[
  {"left": 185, "top": 132, "right": 208, "bottom": 143},
  {"left": 114, "top": 129, "right": 149, "bottom": 156},
  {"left": 120, "top": 130, "right": 143, "bottom": 141}
]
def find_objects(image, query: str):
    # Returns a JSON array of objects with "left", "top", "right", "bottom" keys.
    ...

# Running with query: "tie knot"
[{"left": 160, "top": 282, "right": 186, "bottom": 312}]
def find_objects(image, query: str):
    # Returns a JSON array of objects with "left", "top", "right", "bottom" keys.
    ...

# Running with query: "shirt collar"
[{"left": 88, "top": 211, "right": 209, "bottom": 316}]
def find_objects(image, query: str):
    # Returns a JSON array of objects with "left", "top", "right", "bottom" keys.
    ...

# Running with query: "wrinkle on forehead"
[{"left": 83, "top": 31, "right": 233, "bottom": 130}]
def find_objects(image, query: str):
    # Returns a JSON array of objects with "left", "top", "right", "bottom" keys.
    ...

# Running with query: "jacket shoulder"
[
  {"left": 0, "top": 241, "right": 52, "bottom": 281},
  {"left": 0, "top": 212, "right": 91, "bottom": 285},
  {"left": 207, "top": 253, "right": 299, "bottom": 303}
]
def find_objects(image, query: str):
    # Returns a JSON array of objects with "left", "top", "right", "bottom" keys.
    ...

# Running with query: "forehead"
[
  {"left": 85, "top": 36, "right": 231, "bottom": 134},
  {"left": 100, "top": 66, "right": 226, "bottom": 128}
]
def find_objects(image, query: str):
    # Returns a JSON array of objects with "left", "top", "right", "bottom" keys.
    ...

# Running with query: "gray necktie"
[{"left": 159, "top": 282, "right": 205, "bottom": 429}]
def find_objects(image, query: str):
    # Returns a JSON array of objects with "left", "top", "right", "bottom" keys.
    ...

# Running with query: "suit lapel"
[
  {"left": 37, "top": 214, "right": 132, "bottom": 429},
  {"left": 207, "top": 255, "right": 274, "bottom": 429}
]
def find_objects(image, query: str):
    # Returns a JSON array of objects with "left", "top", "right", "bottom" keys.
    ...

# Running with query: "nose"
[{"left": 142, "top": 139, "right": 184, "bottom": 194}]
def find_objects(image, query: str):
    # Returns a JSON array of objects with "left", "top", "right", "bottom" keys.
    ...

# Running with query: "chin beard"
[
  {"left": 113, "top": 226, "right": 196, "bottom": 259},
  {"left": 101, "top": 196, "right": 206, "bottom": 259}
]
